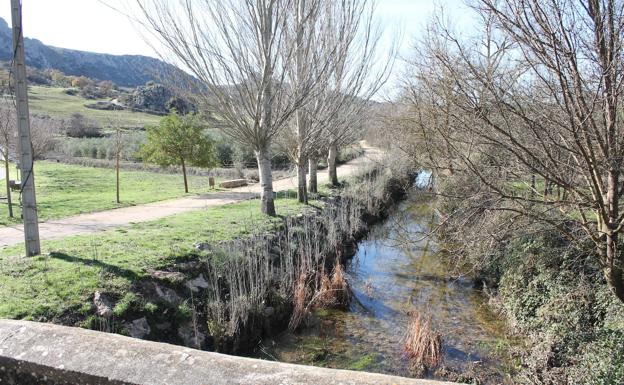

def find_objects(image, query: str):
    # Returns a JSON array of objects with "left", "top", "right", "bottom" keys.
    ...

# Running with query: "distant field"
[
  {"left": 28, "top": 86, "right": 162, "bottom": 128},
  {"left": 0, "top": 161, "right": 221, "bottom": 226}
]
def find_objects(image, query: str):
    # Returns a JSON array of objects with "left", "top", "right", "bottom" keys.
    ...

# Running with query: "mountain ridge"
[{"left": 0, "top": 17, "right": 182, "bottom": 87}]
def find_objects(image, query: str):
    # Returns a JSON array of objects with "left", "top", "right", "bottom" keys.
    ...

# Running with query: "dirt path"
[{"left": 0, "top": 144, "right": 382, "bottom": 248}]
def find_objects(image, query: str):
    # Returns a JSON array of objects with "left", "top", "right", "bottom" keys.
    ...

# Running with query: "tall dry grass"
[
  {"left": 316, "top": 262, "right": 351, "bottom": 309},
  {"left": 288, "top": 272, "right": 310, "bottom": 331},
  {"left": 200, "top": 161, "right": 408, "bottom": 343},
  {"left": 404, "top": 311, "right": 443, "bottom": 373}
]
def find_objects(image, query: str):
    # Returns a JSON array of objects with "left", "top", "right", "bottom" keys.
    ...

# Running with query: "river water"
[{"left": 260, "top": 189, "right": 518, "bottom": 383}]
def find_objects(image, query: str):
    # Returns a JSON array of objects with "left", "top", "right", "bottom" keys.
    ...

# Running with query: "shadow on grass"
[{"left": 49, "top": 251, "right": 141, "bottom": 282}]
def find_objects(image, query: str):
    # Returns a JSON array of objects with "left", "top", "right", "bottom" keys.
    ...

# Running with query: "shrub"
[{"left": 66, "top": 113, "right": 102, "bottom": 138}]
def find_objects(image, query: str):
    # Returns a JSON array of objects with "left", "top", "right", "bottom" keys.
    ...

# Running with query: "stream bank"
[{"left": 82, "top": 165, "right": 413, "bottom": 355}]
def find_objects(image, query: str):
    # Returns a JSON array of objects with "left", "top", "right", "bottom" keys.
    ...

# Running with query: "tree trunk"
[
  {"left": 308, "top": 156, "right": 318, "bottom": 194},
  {"left": 605, "top": 228, "right": 624, "bottom": 302},
  {"left": 604, "top": 248, "right": 624, "bottom": 303},
  {"left": 328, "top": 144, "right": 338, "bottom": 186},
  {"left": 181, "top": 158, "right": 189, "bottom": 193},
  {"left": 115, "top": 151, "right": 120, "bottom": 204},
  {"left": 297, "top": 158, "right": 308, "bottom": 204},
  {"left": 4, "top": 158, "right": 12, "bottom": 218},
  {"left": 256, "top": 146, "right": 276, "bottom": 216},
  {"left": 604, "top": 167, "right": 623, "bottom": 302}
]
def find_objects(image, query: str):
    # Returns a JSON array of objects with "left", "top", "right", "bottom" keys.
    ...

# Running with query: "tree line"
[
  {"left": 136, "top": 0, "right": 392, "bottom": 215},
  {"left": 391, "top": 0, "right": 624, "bottom": 304}
]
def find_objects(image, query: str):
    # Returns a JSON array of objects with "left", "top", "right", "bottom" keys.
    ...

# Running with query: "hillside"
[
  {"left": 28, "top": 86, "right": 162, "bottom": 128},
  {"left": 0, "top": 17, "right": 183, "bottom": 87}
]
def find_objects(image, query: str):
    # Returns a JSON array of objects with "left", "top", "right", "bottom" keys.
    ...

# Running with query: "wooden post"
[{"left": 11, "top": 0, "right": 40, "bottom": 256}]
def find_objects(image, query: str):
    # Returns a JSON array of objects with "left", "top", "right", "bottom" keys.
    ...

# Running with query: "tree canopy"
[{"left": 141, "top": 112, "right": 216, "bottom": 193}]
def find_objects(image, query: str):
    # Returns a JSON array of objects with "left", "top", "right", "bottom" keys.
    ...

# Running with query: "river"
[{"left": 259, "top": 187, "right": 518, "bottom": 384}]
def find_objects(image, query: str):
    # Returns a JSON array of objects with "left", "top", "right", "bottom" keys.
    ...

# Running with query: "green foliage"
[
  {"left": 141, "top": 112, "right": 217, "bottom": 170},
  {"left": 113, "top": 292, "right": 140, "bottom": 317},
  {"left": 61, "top": 132, "right": 145, "bottom": 162},
  {"left": 484, "top": 228, "right": 624, "bottom": 384}
]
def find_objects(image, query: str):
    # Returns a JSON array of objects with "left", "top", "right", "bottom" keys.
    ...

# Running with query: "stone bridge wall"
[{"left": 0, "top": 320, "right": 461, "bottom": 385}]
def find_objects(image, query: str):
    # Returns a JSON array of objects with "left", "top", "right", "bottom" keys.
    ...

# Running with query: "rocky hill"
[{"left": 0, "top": 17, "right": 184, "bottom": 87}]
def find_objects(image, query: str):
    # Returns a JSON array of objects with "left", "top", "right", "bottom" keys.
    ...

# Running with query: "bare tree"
[
  {"left": 29, "top": 115, "right": 59, "bottom": 160},
  {"left": 0, "top": 102, "right": 15, "bottom": 218},
  {"left": 317, "top": 0, "right": 394, "bottom": 188},
  {"left": 136, "top": 0, "right": 317, "bottom": 215},
  {"left": 112, "top": 122, "right": 124, "bottom": 204},
  {"left": 403, "top": 1, "right": 624, "bottom": 303}
]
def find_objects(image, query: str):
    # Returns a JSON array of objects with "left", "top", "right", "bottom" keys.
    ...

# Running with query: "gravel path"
[{"left": 0, "top": 144, "right": 381, "bottom": 248}]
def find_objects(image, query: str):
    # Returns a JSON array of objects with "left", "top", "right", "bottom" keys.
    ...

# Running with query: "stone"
[
  {"left": 194, "top": 242, "right": 213, "bottom": 252},
  {"left": 219, "top": 179, "right": 248, "bottom": 188},
  {"left": 93, "top": 291, "right": 113, "bottom": 318},
  {"left": 126, "top": 317, "right": 150, "bottom": 339},
  {"left": 147, "top": 269, "right": 185, "bottom": 284},
  {"left": 178, "top": 322, "right": 206, "bottom": 349},
  {"left": 154, "top": 284, "right": 182, "bottom": 306},
  {"left": 185, "top": 274, "right": 210, "bottom": 292}
]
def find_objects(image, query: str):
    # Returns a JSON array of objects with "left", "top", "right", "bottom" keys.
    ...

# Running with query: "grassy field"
[
  {"left": 0, "top": 161, "right": 222, "bottom": 225},
  {"left": 0, "top": 193, "right": 314, "bottom": 320},
  {"left": 28, "top": 86, "right": 162, "bottom": 128}
]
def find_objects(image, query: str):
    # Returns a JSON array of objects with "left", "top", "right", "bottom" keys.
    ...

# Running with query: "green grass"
[
  {"left": 0, "top": 161, "right": 222, "bottom": 225},
  {"left": 0, "top": 194, "right": 314, "bottom": 320},
  {"left": 28, "top": 86, "right": 162, "bottom": 128}
]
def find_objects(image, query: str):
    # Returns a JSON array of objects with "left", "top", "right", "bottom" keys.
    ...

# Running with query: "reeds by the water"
[
  {"left": 404, "top": 311, "right": 443, "bottom": 373},
  {"left": 316, "top": 262, "right": 351, "bottom": 309},
  {"left": 201, "top": 164, "right": 404, "bottom": 342}
]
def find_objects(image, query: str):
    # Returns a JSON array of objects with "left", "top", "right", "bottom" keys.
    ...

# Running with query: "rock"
[
  {"left": 185, "top": 274, "right": 210, "bottom": 292},
  {"left": 126, "top": 317, "right": 150, "bottom": 339},
  {"left": 194, "top": 242, "right": 213, "bottom": 252},
  {"left": 120, "top": 82, "right": 171, "bottom": 114},
  {"left": 154, "top": 284, "right": 182, "bottom": 306},
  {"left": 219, "top": 179, "right": 248, "bottom": 188},
  {"left": 178, "top": 322, "right": 206, "bottom": 349},
  {"left": 93, "top": 291, "right": 113, "bottom": 318},
  {"left": 147, "top": 269, "right": 185, "bottom": 284}
]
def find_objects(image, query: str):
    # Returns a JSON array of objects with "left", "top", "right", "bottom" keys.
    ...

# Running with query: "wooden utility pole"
[{"left": 11, "top": 0, "right": 40, "bottom": 256}]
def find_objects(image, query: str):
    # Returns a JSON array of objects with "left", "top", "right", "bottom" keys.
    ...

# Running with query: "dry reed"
[
  {"left": 288, "top": 272, "right": 310, "bottom": 330},
  {"left": 404, "top": 311, "right": 443, "bottom": 372}
]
